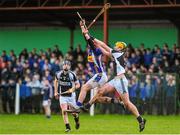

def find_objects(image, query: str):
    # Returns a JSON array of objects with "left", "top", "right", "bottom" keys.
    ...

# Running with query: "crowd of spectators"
[{"left": 0, "top": 43, "right": 179, "bottom": 115}]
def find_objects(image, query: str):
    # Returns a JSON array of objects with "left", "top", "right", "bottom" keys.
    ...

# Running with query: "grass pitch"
[{"left": 0, "top": 114, "right": 180, "bottom": 134}]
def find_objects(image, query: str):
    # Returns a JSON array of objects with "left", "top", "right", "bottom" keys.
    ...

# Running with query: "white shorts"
[
  {"left": 42, "top": 100, "right": 51, "bottom": 107},
  {"left": 108, "top": 76, "right": 128, "bottom": 94},
  {"left": 86, "top": 72, "right": 108, "bottom": 88},
  {"left": 59, "top": 92, "right": 77, "bottom": 107}
]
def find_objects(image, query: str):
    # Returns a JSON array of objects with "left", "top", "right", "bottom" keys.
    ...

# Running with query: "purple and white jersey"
[{"left": 87, "top": 48, "right": 105, "bottom": 74}]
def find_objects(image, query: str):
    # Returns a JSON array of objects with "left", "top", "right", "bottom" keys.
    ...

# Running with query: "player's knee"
[{"left": 62, "top": 110, "right": 67, "bottom": 115}]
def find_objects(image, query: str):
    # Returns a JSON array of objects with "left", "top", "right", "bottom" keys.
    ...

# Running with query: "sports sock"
[
  {"left": 65, "top": 123, "right": 71, "bottom": 129},
  {"left": 76, "top": 102, "right": 83, "bottom": 107},
  {"left": 137, "top": 116, "right": 143, "bottom": 123},
  {"left": 74, "top": 115, "right": 79, "bottom": 122}
]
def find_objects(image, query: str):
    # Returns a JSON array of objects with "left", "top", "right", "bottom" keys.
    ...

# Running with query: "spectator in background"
[
  {"left": 128, "top": 52, "right": 139, "bottom": 66},
  {"left": 32, "top": 62, "right": 41, "bottom": 76},
  {"left": 162, "top": 44, "right": 172, "bottom": 62},
  {"left": 9, "top": 50, "right": 16, "bottom": 62},
  {"left": 144, "top": 75, "right": 156, "bottom": 114},
  {"left": 154, "top": 75, "right": 164, "bottom": 115},
  {"left": 172, "top": 47, "right": 180, "bottom": 63},
  {"left": 32, "top": 48, "right": 38, "bottom": 56},
  {"left": 73, "top": 44, "right": 84, "bottom": 59},
  {"left": 43, "top": 70, "right": 53, "bottom": 83},
  {"left": 153, "top": 48, "right": 162, "bottom": 65},
  {"left": 152, "top": 44, "right": 159, "bottom": 55},
  {"left": 7, "top": 79, "right": 16, "bottom": 113},
  {"left": 19, "top": 48, "right": 28, "bottom": 60},
  {"left": 28, "top": 52, "right": 35, "bottom": 69},
  {"left": 67, "top": 46, "right": 74, "bottom": 56},
  {"left": 1, "top": 68, "right": 9, "bottom": 82},
  {"left": 139, "top": 81, "right": 146, "bottom": 115},
  {"left": 162, "top": 58, "right": 171, "bottom": 73},
  {"left": 0, "top": 80, "right": 9, "bottom": 113},
  {"left": 128, "top": 76, "right": 139, "bottom": 105},
  {"left": 53, "top": 45, "right": 63, "bottom": 58},
  {"left": 1, "top": 50, "right": 9, "bottom": 62},
  {"left": 50, "top": 52, "right": 57, "bottom": 64},
  {"left": 42, "top": 59, "right": 52, "bottom": 71},
  {"left": 16, "top": 60, "right": 23, "bottom": 75},
  {"left": 41, "top": 78, "right": 53, "bottom": 118},
  {"left": 39, "top": 54, "right": 46, "bottom": 70},
  {"left": 51, "top": 59, "right": 60, "bottom": 74},
  {"left": 171, "top": 59, "right": 180, "bottom": 74},
  {"left": 19, "top": 78, "right": 32, "bottom": 113},
  {"left": 135, "top": 49, "right": 144, "bottom": 65},
  {"left": 165, "top": 74, "right": 176, "bottom": 115},
  {"left": 139, "top": 43, "right": 145, "bottom": 52},
  {"left": 144, "top": 48, "right": 153, "bottom": 68},
  {"left": 45, "top": 48, "right": 52, "bottom": 58},
  {"left": 27, "top": 74, "right": 42, "bottom": 113}
]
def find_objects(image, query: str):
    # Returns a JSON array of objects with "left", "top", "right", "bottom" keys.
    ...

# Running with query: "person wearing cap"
[
  {"left": 54, "top": 60, "right": 80, "bottom": 132},
  {"left": 80, "top": 26, "right": 146, "bottom": 132}
]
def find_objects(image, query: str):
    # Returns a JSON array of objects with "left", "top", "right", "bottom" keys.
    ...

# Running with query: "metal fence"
[
  {"left": 0, "top": 73, "right": 179, "bottom": 115},
  {"left": 94, "top": 73, "right": 180, "bottom": 115}
]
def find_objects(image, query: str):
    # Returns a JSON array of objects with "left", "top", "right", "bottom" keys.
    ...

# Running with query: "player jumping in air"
[
  {"left": 75, "top": 20, "right": 125, "bottom": 110},
  {"left": 80, "top": 22, "right": 147, "bottom": 132}
]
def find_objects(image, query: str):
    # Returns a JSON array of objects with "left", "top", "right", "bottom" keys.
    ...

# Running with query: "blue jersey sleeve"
[{"left": 94, "top": 48, "right": 102, "bottom": 56}]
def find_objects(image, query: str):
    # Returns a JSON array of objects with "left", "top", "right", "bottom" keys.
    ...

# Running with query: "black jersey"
[
  {"left": 55, "top": 70, "right": 78, "bottom": 97},
  {"left": 111, "top": 49, "right": 126, "bottom": 75}
]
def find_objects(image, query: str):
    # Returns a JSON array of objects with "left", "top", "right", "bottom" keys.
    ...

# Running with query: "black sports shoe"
[
  {"left": 64, "top": 108, "right": 81, "bottom": 113},
  {"left": 65, "top": 128, "right": 71, "bottom": 132},
  {"left": 80, "top": 106, "right": 89, "bottom": 112},
  {"left": 74, "top": 115, "right": 80, "bottom": 129},
  {"left": 139, "top": 119, "right": 146, "bottom": 132}
]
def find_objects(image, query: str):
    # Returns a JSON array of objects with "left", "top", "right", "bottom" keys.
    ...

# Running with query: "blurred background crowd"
[{"left": 0, "top": 43, "right": 179, "bottom": 115}]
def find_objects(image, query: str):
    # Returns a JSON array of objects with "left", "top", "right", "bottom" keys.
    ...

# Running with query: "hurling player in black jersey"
[{"left": 54, "top": 60, "right": 80, "bottom": 132}]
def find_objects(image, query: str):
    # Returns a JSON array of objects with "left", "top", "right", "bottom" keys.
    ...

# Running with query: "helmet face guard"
[
  {"left": 63, "top": 60, "right": 71, "bottom": 66},
  {"left": 63, "top": 60, "right": 71, "bottom": 71}
]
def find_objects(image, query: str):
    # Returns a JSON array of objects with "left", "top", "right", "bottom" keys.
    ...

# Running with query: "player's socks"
[
  {"left": 74, "top": 115, "right": 80, "bottom": 129},
  {"left": 137, "top": 116, "right": 143, "bottom": 123},
  {"left": 76, "top": 102, "right": 83, "bottom": 107},
  {"left": 65, "top": 123, "right": 71, "bottom": 132}
]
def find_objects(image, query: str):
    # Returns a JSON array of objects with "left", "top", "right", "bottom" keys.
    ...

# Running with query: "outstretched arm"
[
  {"left": 93, "top": 38, "right": 112, "bottom": 57},
  {"left": 80, "top": 20, "right": 96, "bottom": 50},
  {"left": 80, "top": 23, "right": 112, "bottom": 57}
]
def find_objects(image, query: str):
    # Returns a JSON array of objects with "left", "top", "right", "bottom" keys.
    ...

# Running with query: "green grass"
[{"left": 0, "top": 114, "right": 180, "bottom": 134}]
